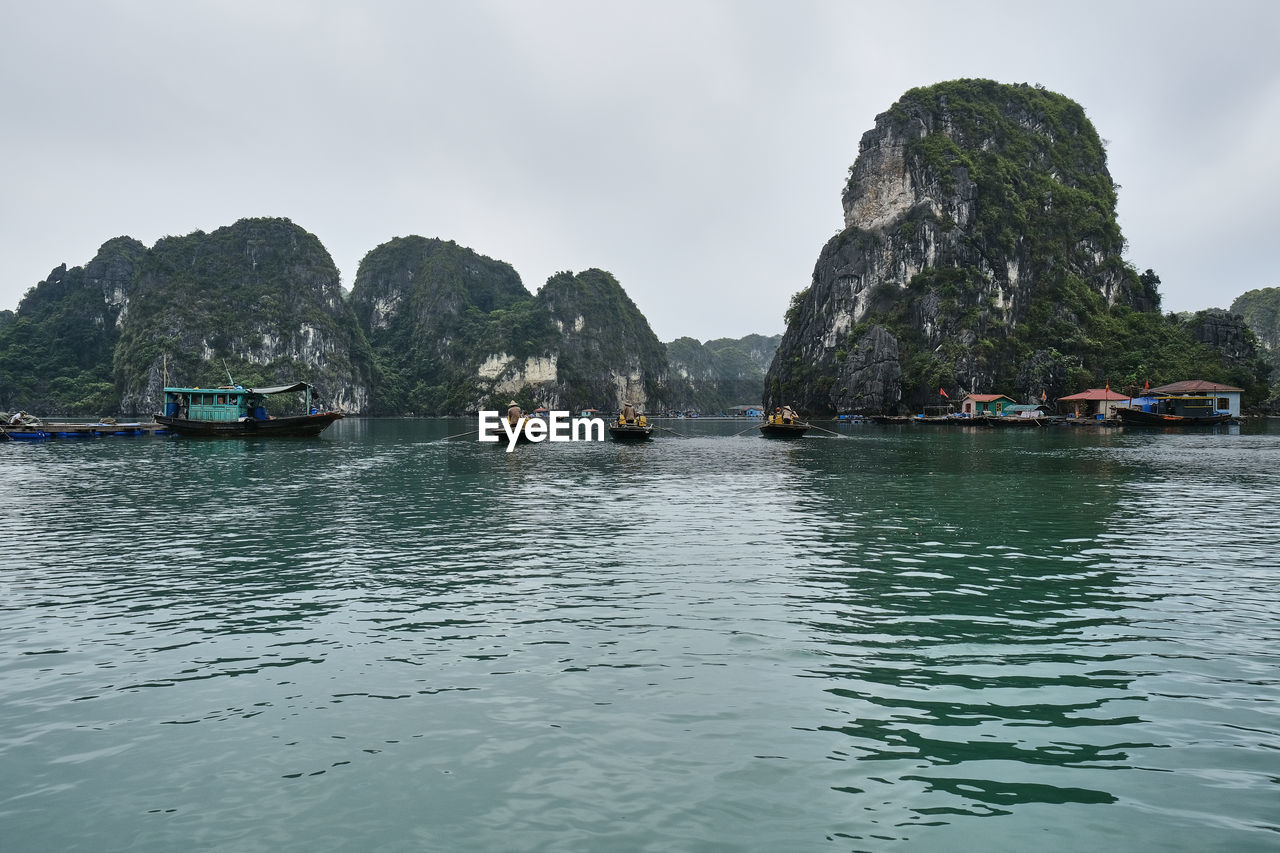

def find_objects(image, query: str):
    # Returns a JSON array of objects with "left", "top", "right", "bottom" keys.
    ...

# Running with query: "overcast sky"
[{"left": 2, "top": 1, "right": 1277, "bottom": 342}]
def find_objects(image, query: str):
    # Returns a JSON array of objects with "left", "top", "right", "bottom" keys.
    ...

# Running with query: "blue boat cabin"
[{"left": 163, "top": 383, "right": 314, "bottom": 422}]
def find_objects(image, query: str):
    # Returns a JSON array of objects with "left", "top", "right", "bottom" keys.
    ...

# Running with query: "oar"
[
  {"left": 654, "top": 425, "right": 691, "bottom": 438},
  {"left": 806, "top": 422, "right": 845, "bottom": 438},
  {"left": 437, "top": 428, "right": 478, "bottom": 441},
  {"left": 729, "top": 422, "right": 761, "bottom": 437}
]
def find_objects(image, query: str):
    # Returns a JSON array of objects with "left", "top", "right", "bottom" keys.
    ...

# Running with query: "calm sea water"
[{"left": 1, "top": 419, "right": 1277, "bottom": 852}]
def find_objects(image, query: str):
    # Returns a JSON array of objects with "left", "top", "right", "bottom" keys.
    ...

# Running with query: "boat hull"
[
  {"left": 1116, "top": 409, "right": 1231, "bottom": 427},
  {"left": 3, "top": 429, "right": 51, "bottom": 440},
  {"left": 759, "top": 422, "right": 810, "bottom": 438},
  {"left": 608, "top": 424, "right": 653, "bottom": 441},
  {"left": 155, "top": 412, "right": 343, "bottom": 437},
  {"left": 981, "top": 416, "right": 1045, "bottom": 428}
]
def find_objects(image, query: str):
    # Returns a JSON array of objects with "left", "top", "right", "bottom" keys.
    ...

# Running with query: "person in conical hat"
[
  {"left": 620, "top": 401, "right": 637, "bottom": 424},
  {"left": 506, "top": 401, "right": 523, "bottom": 424}
]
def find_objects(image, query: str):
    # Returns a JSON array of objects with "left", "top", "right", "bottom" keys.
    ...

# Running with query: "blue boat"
[
  {"left": 155, "top": 382, "right": 342, "bottom": 437},
  {"left": 4, "top": 428, "right": 51, "bottom": 441}
]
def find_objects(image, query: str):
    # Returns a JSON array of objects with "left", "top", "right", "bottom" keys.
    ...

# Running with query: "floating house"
[
  {"left": 729, "top": 405, "right": 763, "bottom": 418},
  {"left": 960, "top": 394, "right": 1016, "bottom": 417},
  {"left": 1057, "top": 388, "right": 1131, "bottom": 419},
  {"left": 1149, "top": 380, "right": 1244, "bottom": 417}
]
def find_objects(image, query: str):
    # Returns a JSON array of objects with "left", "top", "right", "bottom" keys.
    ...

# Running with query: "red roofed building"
[
  {"left": 960, "top": 393, "right": 1016, "bottom": 416},
  {"left": 1056, "top": 388, "right": 1132, "bottom": 419},
  {"left": 1149, "top": 380, "right": 1244, "bottom": 416}
]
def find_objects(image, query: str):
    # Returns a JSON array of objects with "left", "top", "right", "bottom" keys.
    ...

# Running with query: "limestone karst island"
[{"left": 1, "top": 80, "right": 1275, "bottom": 424}]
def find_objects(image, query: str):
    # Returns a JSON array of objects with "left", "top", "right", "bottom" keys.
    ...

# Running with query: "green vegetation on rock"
[
  {"left": 112, "top": 218, "right": 373, "bottom": 413},
  {"left": 1230, "top": 287, "right": 1280, "bottom": 395},
  {"left": 0, "top": 237, "right": 144, "bottom": 415},
  {"left": 350, "top": 236, "right": 535, "bottom": 414},
  {"left": 767, "top": 79, "right": 1269, "bottom": 413}
]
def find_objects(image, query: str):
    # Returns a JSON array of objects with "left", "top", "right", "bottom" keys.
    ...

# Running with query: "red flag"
[
  {"left": 1040, "top": 389, "right": 1046, "bottom": 402},
  {"left": 939, "top": 387, "right": 948, "bottom": 398},
  {"left": 1144, "top": 380, "right": 1149, "bottom": 392}
]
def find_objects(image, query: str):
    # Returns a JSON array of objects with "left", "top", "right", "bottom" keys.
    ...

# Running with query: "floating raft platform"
[{"left": 2, "top": 421, "right": 171, "bottom": 441}]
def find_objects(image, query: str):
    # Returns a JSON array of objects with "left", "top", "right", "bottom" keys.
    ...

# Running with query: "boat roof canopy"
[
  {"left": 249, "top": 382, "right": 311, "bottom": 396},
  {"left": 164, "top": 382, "right": 311, "bottom": 396}
]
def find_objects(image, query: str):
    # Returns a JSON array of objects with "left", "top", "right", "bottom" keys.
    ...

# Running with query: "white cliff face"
[
  {"left": 478, "top": 353, "right": 514, "bottom": 380},
  {"left": 471, "top": 349, "right": 658, "bottom": 413},
  {"left": 482, "top": 354, "right": 560, "bottom": 400},
  {"left": 552, "top": 315, "right": 587, "bottom": 334},
  {"left": 519, "top": 356, "right": 559, "bottom": 384},
  {"left": 610, "top": 371, "right": 647, "bottom": 409},
  {"left": 844, "top": 124, "right": 920, "bottom": 232},
  {"left": 368, "top": 295, "right": 401, "bottom": 331},
  {"left": 830, "top": 114, "right": 987, "bottom": 331}
]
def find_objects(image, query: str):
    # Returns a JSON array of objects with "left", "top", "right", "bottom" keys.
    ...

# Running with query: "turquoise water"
[{"left": 1, "top": 420, "right": 1277, "bottom": 851}]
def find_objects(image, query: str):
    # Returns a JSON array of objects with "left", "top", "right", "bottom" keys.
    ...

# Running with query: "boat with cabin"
[
  {"left": 1116, "top": 392, "right": 1233, "bottom": 427},
  {"left": 155, "top": 382, "right": 342, "bottom": 437},
  {"left": 1116, "top": 405, "right": 1231, "bottom": 427}
]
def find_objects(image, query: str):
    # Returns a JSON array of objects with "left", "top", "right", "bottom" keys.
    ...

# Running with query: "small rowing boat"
[
  {"left": 760, "top": 406, "right": 810, "bottom": 438},
  {"left": 608, "top": 402, "right": 652, "bottom": 441}
]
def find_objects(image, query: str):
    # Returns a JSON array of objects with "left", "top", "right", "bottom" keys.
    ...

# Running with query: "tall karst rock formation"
[
  {"left": 0, "top": 237, "right": 145, "bottom": 414},
  {"left": 114, "top": 218, "right": 373, "bottom": 414},
  {"left": 521, "top": 268, "right": 670, "bottom": 412},
  {"left": 765, "top": 79, "right": 1158, "bottom": 414},
  {"left": 349, "top": 236, "right": 533, "bottom": 414},
  {"left": 350, "top": 240, "right": 671, "bottom": 414}
]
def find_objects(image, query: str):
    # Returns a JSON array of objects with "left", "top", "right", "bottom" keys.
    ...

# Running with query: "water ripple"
[{"left": 1, "top": 421, "right": 1277, "bottom": 851}]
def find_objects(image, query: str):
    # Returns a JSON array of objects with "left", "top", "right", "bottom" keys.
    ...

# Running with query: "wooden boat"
[
  {"left": 609, "top": 403, "right": 652, "bottom": 441},
  {"left": 502, "top": 418, "right": 536, "bottom": 445},
  {"left": 89, "top": 421, "right": 150, "bottom": 436},
  {"left": 912, "top": 415, "right": 970, "bottom": 426},
  {"left": 608, "top": 420, "right": 653, "bottom": 441},
  {"left": 759, "top": 421, "right": 811, "bottom": 438},
  {"left": 1116, "top": 408, "right": 1231, "bottom": 427},
  {"left": 155, "top": 382, "right": 342, "bottom": 437},
  {"left": 981, "top": 415, "right": 1045, "bottom": 428},
  {"left": 759, "top": 407, "right": 810, "bottom": 438},
  {"left": 1, "top": 420, "right": 163, "bottom": 440}
]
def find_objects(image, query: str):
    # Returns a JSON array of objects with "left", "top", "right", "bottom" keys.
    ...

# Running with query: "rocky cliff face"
[
  {"left": 1186, "top": 310, "right": 1258, "bottom": 365},
  {"left": 476, "top": 269, "right": 671, "bottom": 413},
  {"left": 349, "top": 236, "right": 531, "bottom": 414},
  {"left": 3, "top": 220, "right": 768, "bottom": 418},
  {"left": 349, "top": 240, "right": 670, "bottom": 414},
  {"left": 114, "top": 218, "right": 373, "bottom": 414},
  {"left": 665, "top": 334, "right": 781, "bottom": 412},
  {"left": 0, "top": 238, "right": 146, "bottom": 414},
  {"left": 766, "top": 79, "right": 1155, "bottom": 414},
  {"left": 1230, "top": 288, "right": 1279, "bottom": 389},
  {"left": 1231, "top": 288, "right": 1280, "bottom": 349}
]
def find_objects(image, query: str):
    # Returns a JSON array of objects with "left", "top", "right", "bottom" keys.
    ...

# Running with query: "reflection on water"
[{"left": 1, "top": 420, "right": 1277, "bottom": 851}]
